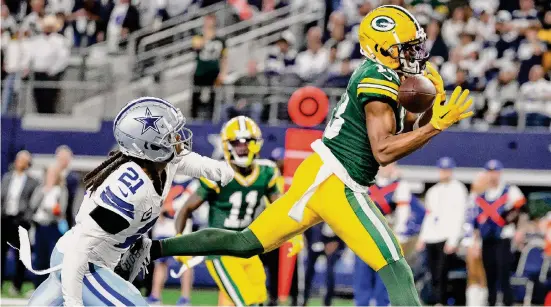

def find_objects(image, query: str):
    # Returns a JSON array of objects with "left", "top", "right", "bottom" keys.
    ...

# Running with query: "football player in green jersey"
[
  {"left": 129, "top": 5, "right": 474, "bottom": 306},
  {"left": 173, "top": 116, "right": 296, "bottom": 306}
]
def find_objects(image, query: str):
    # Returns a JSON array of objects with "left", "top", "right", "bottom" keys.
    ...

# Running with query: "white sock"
[
  {"left": 478, "top": 287, "right": 488, "bottom": 306},
  {"left": 466, "top": 285, "right": 481, "bottom": 306}
]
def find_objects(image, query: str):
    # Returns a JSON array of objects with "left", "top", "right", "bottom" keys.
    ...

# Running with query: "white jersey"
[{"left": 57, "top": 159, "right": 192, "bottom": 269}]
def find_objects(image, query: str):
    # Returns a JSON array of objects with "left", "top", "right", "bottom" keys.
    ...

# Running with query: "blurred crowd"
[
  {"left": 194, "top": 0, "right": 551, "bottom": 127},
  {"left": 1, "top": 0, "right": 551, "bottom": 120}
]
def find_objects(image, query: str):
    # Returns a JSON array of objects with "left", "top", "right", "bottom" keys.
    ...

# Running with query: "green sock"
[
  {"left": 377, "top": 257, "right": 421, "bottom": 306},
  {"left": 159, "top": 228, "right": 264, "bottom": 259}
]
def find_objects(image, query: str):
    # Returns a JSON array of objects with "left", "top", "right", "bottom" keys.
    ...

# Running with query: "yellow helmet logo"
[
  {"left": 358, "top": 5, "right": 428, "bottom": 74},
  {"left": 221, "top": 116, "right": 263, "bottom": 168},
  {"left": 371, "top": 16, "right": 396, "bottom": 32}
]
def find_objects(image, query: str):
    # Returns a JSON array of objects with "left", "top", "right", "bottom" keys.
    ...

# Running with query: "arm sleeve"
[
  {"left": 445, "top": 183, "right": 469, "bottom": 248},
  {"left": 176, "top": 152, "right": 230, "bottom": 183},
  {"left": 48, "top": 39, "right": 70, "bottom": 75},
  {"left": 61, "top": 217, "right": 108, "bottom": 306},
  {"left": 356, "top": 66, "right": 400, "bottom": 107},
  {"left": 508, "top": 185, "right": 526, "bottom": 209}
]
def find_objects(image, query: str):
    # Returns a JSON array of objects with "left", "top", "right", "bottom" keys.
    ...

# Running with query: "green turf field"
[{"left": 1, "top": 282, "right": 354, "bottom": 306}]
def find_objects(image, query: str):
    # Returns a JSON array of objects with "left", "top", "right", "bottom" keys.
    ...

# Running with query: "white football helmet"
[{"left": 113, "top": 97, "right": 193, "bottom": 163}]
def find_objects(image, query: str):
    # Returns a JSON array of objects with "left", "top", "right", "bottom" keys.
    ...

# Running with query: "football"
[{"left": 398, "top": 74, "right": 436, "bottom": 113}]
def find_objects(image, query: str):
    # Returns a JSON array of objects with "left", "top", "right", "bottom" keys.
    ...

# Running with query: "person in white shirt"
[
  {"left": 28, "top": 15, "right": 70, "bottom": 113},
  {"left": 417, "top": 157, "right": 468, "bottom": 305},
  {"left": 441, "top": 6, "right": 467, "bottom": 48},
  {"left": 518, "top": 65, "right": 551, "bottom": 126},
  {"left": 294, "top": 26, "right": 329, "bottom": 83},
  {"left": 30, "top": 166, "right": 69, "bottom": 288},
  {"left": 470, "top": 160, "right": 527, "bottom": 306},
  {"left": 19, "top": 0, "right": 46, "bottom": 38},
  {"left": 0, "top": 150, "right": 39, "bottom": 295}
]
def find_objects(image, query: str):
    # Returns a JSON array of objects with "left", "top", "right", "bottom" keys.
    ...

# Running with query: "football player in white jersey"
[{"left": 26, "top": 97, "right": 234, "bottom": 306}]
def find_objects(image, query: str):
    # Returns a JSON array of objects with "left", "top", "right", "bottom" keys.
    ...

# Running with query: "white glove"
[
  {"left": 217, "top": 162, "right": 234, "bottom": 187},
  {"left": 176, "top": 152, "right": 234, "bottom": 186}
]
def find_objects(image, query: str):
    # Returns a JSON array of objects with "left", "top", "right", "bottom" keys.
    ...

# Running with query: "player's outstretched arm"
[
  {"left": 366, "top": 101, "right": 440, "bottom": 166},
  {"left": 366, "top": 86, "right": 472, "bottom": 166},
  {"left": 176, "top": 152, "right": 234, "bottom": 186},
  {"left": 174, "top": 192, "right": 205, "bottom": 234}
]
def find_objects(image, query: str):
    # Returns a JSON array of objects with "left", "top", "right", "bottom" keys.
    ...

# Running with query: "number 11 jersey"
[
  {"left": 196, "top": 160, "right": 281, "bottom": 231},
  {"left": 322, "top": 59, "right": 405, "bottom": 187}
]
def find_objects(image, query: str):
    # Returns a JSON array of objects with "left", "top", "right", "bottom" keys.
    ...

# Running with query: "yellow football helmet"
[
  {"left": 358, "top": 5, "right": 428, "bottom": 74},
  {"left": 221, "top": 116, "right": 263, "bottom": 168}
]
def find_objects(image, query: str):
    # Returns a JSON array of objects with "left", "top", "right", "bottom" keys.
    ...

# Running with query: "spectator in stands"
[
  {"left": 517, "top": 27, "right": 547, "bottom": 84},
  {"left": 295, "top": 26, "right": 329, "bottom": 83},
  {"left": 440, "top": 48, "right": 461, "bottom": 85},
  {"left": 29, "top": 15, "right": 70, "bottom": 114},
  {"left": 482, "top": 64, "right": 519, "bottom": 125},
  {"left": 471, "top": 160, "right": 527, "bottom": 306},
  {"left": 30, "top": 165, "right": 69, "bottom": 288},
  {"left": 340, "top": 0, "right": 374, "bottom": 27},
  {"left": 517, "top": 65, "right": 551, "bottom": 127},
  {"left": 441, "top": 6, "right": 467, "bottom": 48},
  {"left": 465, "top": 10, "right": 495, "bottom": 42},
  {"left": 70, "top": 0, "right": 102, "bottom": 48},
  {"left": 417, "top": 157, "right": 468, "bottom": 305},
  {"left": 512, "top": 0, "right": 541, "bottom": 36},
  {"left": 224, "top": 59, "right": 266, "bottom": 123},
  {"left": 53, "top": 145, "right": 79, "bottom": 227},
  {"left": 425, "top": 20, "right": 448, "bottom": 65},
  {"left": 19, "top": 0, "right": 46, "bottom": 37},
  {"left": 539, "top": 11, "right": 551, "bottom": 71},
  {"left": 103, "top": 0, "right": 140, "bottom": 51},
  {"left": 191, "top": 14, "right": 227, "bottom": 120},
  {"left": 47, "top": 0, "right": 74, "bottom": 16},
  {"left": 444, "top": 69, "right": 475, "bottom": 91},
  {"left": 1, "top": 150, "right": 39, "bottom": 296},
  {"left": 2, "top": 4, "right": 30, "bottom": 113},
  {"left": 1, "top": 3, "right": 17, "bottom": 38},
  {"left": 324, "top": 11, "right": 354, "bottom": 65},
  {"left": 265, "top": 31, "right": 297, "bottom": 85},
  {"left": 321, "top": 43, "right": 353, "bottom": 88}
]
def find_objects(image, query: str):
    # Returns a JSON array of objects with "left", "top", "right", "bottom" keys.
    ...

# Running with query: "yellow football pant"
[
  {"left": 206, "top": 255, "right": 267, "bottom": 306},
  {"left": 249, "top": 153, "right": 403, "bottom": 271}
]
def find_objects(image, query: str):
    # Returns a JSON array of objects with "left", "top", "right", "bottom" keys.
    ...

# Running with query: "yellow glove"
[
  {"left": 430, "top": 86, "right": 474, "bottom": 130},
  {"left": 424, "top": 62, "right": 446, "bottom": 105},
  {"left": 286, "top": 235, "right": 304, "bottom": 257},
  {"left": 174, "top": 255, "right": 192, "bottom": 265}
]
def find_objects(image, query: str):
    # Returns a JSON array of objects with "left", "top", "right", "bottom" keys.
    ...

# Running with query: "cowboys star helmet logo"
[
  {"left": 371, "top": 16, "right": 396, "bottom": 32},
  {"left": 135, "top": 107, "right": 162, "bottom": 134}
]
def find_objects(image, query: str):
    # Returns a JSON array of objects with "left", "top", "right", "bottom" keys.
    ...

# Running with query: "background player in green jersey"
[{"left": 173, "top": 116, "right": 301, "bottom": 306}]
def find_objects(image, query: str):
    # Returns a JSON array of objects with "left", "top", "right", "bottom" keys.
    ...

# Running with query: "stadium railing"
[
  {"left": 133, "top": 3, "right": 324, "bottom": 78},
  {"left": 5, "top": 79, "right": 545, "bottom": 133}
]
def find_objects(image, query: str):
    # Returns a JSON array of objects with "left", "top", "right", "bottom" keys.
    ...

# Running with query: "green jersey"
[
  {"left": 195, "top": 160, "right": 281, "bottom": 231},
  {"left": 322, "top": 59, "right": 406, "bottom": 186},
  {"left": 193, "top": 35, "right": 226, "bottom": 79}
]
